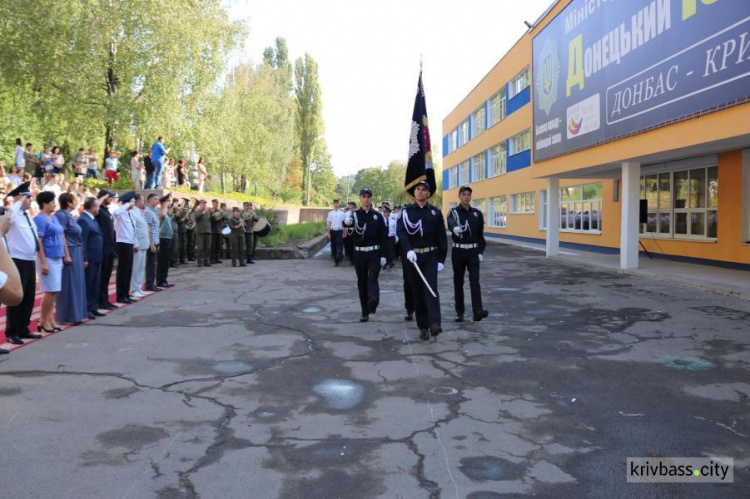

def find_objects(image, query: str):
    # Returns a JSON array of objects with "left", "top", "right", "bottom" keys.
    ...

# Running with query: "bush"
[
  {"left": 259, "top": 221, "right": 326, "bottom": 247},
  {"left": 83, "top": 178, "right": 109, "bottom": 190}
]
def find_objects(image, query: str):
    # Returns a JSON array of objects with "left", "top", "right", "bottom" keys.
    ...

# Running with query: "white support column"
[
  {"left": 620, "top": 161, "right": 641, "bottom": 269},
  {"left": 742, "top": 149, "right": 750, "bottom": 243},
  {"left": 546, "top": 177, "right": 560, "bottom": 258}
]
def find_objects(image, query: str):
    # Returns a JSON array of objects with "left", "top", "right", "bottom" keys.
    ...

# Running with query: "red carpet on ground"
[{"left": 0, "top": 279, "right": 158, "bottom": 352}]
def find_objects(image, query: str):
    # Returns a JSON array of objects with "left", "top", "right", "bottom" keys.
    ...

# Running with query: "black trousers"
[
  {"left": 330, "top": 230, "right": 343, "bottom": 262},
  {"left": 186, "top": 231, "right": 196, "bottom": 260},
  {"left": 354, "top": 250, "right": 382, "bottom": 314},
  {"left": 452, "top": 249, "right": 483, "bottom": 315},
  {"left": 401, "top": 255, "right": 414, "bottom": 315},
  {"left": 145, "top": 247, "right": 158, "bottom": 287},
  {"left": 405, "top": 252, "right": 440, "bottom": 329},
  {"left": 384, "top": 237, "right": 396, "bottom": 264},
  {"left": 115, "top": 242, "right": 134, "bottom": 301},
  {"left": 211, "top": 233, "right": 222, "bottom": 261},
  {"left": 223, "top": 235, "right": 230, "bottom": 258},
  {"left": 157, "top": 238, "right": 172, "bottom": 285},
  {"left": 84, "top": 262, "right": 101, "bottom": 313},
  {"left": 99, "top": 250, "right": 115, "bottom": 306},
  {"left": 343, "top": 234, "right": 354, "bottom": 263},
  {"left": 6, "top": 259, "right": 36, "bottom": 337}
]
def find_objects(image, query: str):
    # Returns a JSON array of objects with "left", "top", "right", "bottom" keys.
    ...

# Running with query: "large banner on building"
[{"left": 533, "top": 0, "right": 750, "bottom": 161}]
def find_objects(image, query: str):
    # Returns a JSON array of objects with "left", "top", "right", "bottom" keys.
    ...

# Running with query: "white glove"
[
  {"left": 478, "top": 254, "right": 484, "bottom": 263},
  {"left": 344, "top": 216, "right": 353, "bottom": 225},
  {"left": 452, "top": 226, "right": 462, "bottom": 236},
  {"left": 380, "top": 257, "right": 386, "bottom": 267},
  {"left": 437, "top": 262, "right": 444, "bottom": 272},
  {"left": 406, "top": 250, "right": 417, "bottom": 263}
]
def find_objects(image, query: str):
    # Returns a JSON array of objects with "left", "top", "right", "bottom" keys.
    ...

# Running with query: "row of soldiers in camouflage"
[{"left": 165, "top": 198, "right": 260, "bottom": 268}]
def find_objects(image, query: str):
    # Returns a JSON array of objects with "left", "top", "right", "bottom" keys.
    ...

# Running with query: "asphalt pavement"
[{"left": 0, "top": 243, "right": 748, "bottom": 498}]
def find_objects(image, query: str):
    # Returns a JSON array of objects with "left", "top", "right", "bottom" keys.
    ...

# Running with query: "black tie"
[{"left": 24, "top": 212, "right": 40, "bottom": 252}]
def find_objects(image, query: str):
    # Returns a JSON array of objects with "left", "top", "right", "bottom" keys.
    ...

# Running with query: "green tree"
[
  {"left": 294, "top": 54, "right": 322, "bottom": 206},
  {"left": 0, "top": 0, "right": 244, "bottom": 155},
  {"left": 310, "top": 140, "right": 336, "bottom": 205}
]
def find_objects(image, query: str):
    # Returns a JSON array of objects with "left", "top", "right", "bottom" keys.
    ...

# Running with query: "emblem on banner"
[{"left": 535, "top": 37, "right": 560, "bottom": 116}]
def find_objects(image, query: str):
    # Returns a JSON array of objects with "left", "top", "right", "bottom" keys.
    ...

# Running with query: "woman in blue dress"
[
  {"left": 34, "top": 191, "right": 65, "bottom": 332},
  {"left": 54, "top": 192, "right": 88, "bottom": 324}
]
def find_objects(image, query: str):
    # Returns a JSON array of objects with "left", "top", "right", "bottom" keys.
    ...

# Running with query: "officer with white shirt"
[
  {"left": 327, "top": 199, "right": 346, "bottom": 266},
  {"left": 4, "top": 182, "right": 41, "bottom": 346},
  {"left": 113, "top": 191, "right": 137, "bottom": 304}
]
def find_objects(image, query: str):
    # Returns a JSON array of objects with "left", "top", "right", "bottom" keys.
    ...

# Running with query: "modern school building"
[{"left": 441, "top": 0, "right": 750, "bottom": 269}]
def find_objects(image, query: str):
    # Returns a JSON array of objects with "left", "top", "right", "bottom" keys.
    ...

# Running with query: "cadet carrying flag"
[{"left": 404, "top": 71, "right": 435, "bottom": 199}]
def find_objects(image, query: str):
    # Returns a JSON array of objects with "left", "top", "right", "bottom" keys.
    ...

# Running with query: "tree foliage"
[
  {"left": 0, "top": 0, "right": 245, "bottom": 155},
  {"left": 294, "top": 54, "right": 322, "bottom": 206}
]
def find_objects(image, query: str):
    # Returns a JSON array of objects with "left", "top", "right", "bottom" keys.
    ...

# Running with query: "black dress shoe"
[
  {"left": 101, "top": 302, "right": 117, "bottom": 310},
  {"left": 430, "top": 324, "right": 442, "bottom": 337},
  {"left": 472, "top": 310, "right": 489, "bottom": 322},
  {"left": 455, "top": 314, "right": 464, "bottom": 323},
  {"left": 0, "top": 348, "right": 9, "bottom": 355},
  {"left": 144, "top": 286, "right": 160, "bottom": 292},
  {"left": 419, "top": 329, "right": 430, "bottom": 341},
  {"left": 92, "top": 311, "right": 106, "bottom": 317},
  {"left": 88, "top": 313, "right": 97, "bottom": 320},
  {"left": 404, "top": 313, "right": 414, "bottom": 321},
  {"left": 368, "top": 298, "right": 379, "bottom": 314},
  {"left": 359, "top": 314, "right": 369, "bottom": 322},
  {"left": 20, "top": 333, "right": 42, "bottom": 339},
  {"left": 6, "top": 336, "right": 24, "bottom": 345}
]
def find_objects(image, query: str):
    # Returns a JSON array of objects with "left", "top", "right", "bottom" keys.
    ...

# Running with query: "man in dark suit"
[
  {"left": 96, "top": 190, "right": 118, "bottom": 310},
  {"left": 78, "top": 196, "right": 105, "bottom": 320}
]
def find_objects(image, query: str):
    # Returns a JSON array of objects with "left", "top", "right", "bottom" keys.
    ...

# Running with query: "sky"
[{"left": 225, "top": 0, "right": 554, "bottom": 177}]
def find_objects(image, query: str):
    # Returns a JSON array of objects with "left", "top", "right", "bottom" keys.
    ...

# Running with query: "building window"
[
  {"left": 474, "top": 198, "right": 487, "bottom": 223},
  {"left": 508, "top": 130, "right": 531, "bottom": 156},
  {"left": 473, "top": 107, "right": 485, "bottom": 136},
  {"left": 511, "top": 192, "right": 535, "bottom": 214},
  {"left": 459, "top": 161, "right": 470, "bottom": 185},
  {"left": 488, "top": 196, "right": 507, "bottom": 228},
  {"left": 471, "top": 153, "right": 486, "bottom": 182},
  {"left": 448, "top": 167, "right": 458, "bottom": 189},
  {"left": 539, "top": 190, "right": 548, "bottom": 229},
  {"left": 640, "top": 166, "right": 718, "bottom": 239},
  {"left": 488, "top": 89, "right": 506, "bottom": 127},
  {"left": 458, "top": 120, "right": 469, "bottom": 147},
  {"left": 451, "top": 129, "right": 458, "bottom": 151},
  {"left": 560, "top": 183, "right": 602, "bottom": 233},
  {"left": 509, "top": 67, "right": 530, "bottom": 98},
  {"left": 489, "top": 143, "right": 507, "bottom": 177}
]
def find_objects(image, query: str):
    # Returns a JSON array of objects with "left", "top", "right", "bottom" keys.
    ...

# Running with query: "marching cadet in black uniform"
[
  {"left": 397, "top": 180, "right": 448, "bottom": 340},
  {"left": 343, "top": 188, "right": 389, "bottom": 322},
  {"left": 447, "top": 185, "right": 489, "bottom": 322}
]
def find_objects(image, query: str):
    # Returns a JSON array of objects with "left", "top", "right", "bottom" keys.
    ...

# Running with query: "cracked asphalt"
[{"left": 0, "top": 242, "right": 748, "bottom": 498}]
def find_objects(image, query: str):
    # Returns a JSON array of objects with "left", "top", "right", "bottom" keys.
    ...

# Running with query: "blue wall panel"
[
  {"left": 507, "top": 149, "right": 531, "bottom": 172},
  {"left": 507, "top": 86, "right": 530, "bottom": 116},
  {"left": 442, "top": 135, "right": 449, "bottom": 156},
  {"left": 443, "top": 168, "right": 450, "bottom": 189}
]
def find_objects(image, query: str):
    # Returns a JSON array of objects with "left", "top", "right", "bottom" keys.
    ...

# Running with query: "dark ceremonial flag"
[{"left": 404, "top": 71, "right": 435, "bottom": 199}]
